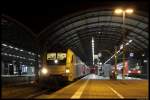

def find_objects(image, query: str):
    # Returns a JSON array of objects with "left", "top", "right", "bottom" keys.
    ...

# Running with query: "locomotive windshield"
[
  {"left": 128, "top": 59, "right": 142, "bottom": 70},
  {"left": 47, "top": 52, "right": 66, "bottom": 65},
  {"left": 129, "top": 64, "right": 142, "bottom": 70}
]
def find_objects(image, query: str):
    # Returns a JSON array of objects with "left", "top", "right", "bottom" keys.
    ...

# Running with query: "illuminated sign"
[{"left": 130, "top": 53, "right": 134, "bottom": 57}]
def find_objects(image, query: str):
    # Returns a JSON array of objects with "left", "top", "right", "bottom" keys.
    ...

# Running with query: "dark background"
[{"left": 2, "top": 0, "right": 149, "bottom": 34}]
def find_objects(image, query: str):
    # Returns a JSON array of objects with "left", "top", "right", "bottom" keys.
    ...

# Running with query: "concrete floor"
[{"left": 36, "top": 74, "right": 148, "bottom": 99}]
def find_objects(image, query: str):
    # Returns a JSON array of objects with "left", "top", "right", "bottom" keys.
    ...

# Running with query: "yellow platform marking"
[
  {"left": 107, "top": 85, "right": 124, "bottom": 99},
  {"left": 71, "top": 80, "right": 89, "bottom": 99}
]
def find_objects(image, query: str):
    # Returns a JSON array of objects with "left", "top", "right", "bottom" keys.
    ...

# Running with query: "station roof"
[{"left": 2, "top": 1, "right": 149, "bottom": 66}]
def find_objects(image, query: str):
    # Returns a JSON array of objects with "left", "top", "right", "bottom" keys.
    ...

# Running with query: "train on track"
[
  {"left": 38, "top": 49, "right": 90, "bottom": 87},
  {"left": 111, "top": 60, "right": 142, "bottom": 77}
]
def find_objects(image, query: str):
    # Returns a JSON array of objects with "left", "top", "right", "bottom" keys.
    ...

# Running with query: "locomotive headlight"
[
  {"left": 41, "top": 68, "right": 48, "bottom": 74},
  {"left": 54, "top": 59, "right": 58, "bottom": 64},
  {"left": 66, "top": 69, "right": 70, "bottom": 73}
]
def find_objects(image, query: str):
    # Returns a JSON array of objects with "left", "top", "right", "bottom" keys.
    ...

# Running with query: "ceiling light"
[
  {"left": 130, "top": 53, "right": 134, "bottom": 57},
  {"left": 126, "top": 42, "right": 129, "bottom": 45},
  {"left": 129, "top": 40, "right": 133, "bottom": 43},
  {"left": 20, "top": 49, "right": 23, "bottom": 51},
  {"left": 144, "top": 60, "right": 147, "bottom": 63},
  {"left": 14, "top": 47, "right": 19, "bottom": 50},
  {"left": 8, "top": 54, "right": 12, "bottom": 56},
  {"left": 32, "top": 53, "right": 35, "bottom": 55},
  {"left": 125, "top": 9, "right": 134, "bottom": 14},
  {"left": 9, "top": 46, "right": 13, "bottom": 49},
  {"left": 4, "top": 53, "right": 8, "bottom": 55},
  {"left": 114, "top": 8, "right": 123, "bottom": 14},
  {"left": 2, "top": 44, "right": 7, "bottom": 46}
]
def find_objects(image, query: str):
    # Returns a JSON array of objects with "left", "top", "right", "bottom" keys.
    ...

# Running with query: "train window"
[
  {"left": 57, "top": 53, "right": 66, "bottom": 60},
  {"left": 47, "top": 53, "right": 56, "bottom": 60},
  {"left": 47, "top": 52, "right": 66, "bottom": 65}
]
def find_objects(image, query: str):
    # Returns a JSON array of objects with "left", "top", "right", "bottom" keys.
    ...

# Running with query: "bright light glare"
[
  {"left": 144, "top": 60, "right": 147, "bottom": 63},
  {"left": 41, "top": 68, "right": 48, "bottom": 74},
  {"left": 9, "top": 46, "right": 13, "bottom": 49},
  {"left": 114, "top": 9, "right": 123, "bottom": 14},
  {"left": 130, "top": 53, "right": 134, "bottom": 57},
  {"left": 128, "top": 70, "right": 131, "bottom": 73},
  {"left": 126, "top": 42, "right": 129, "bottom": 45},
  {"left": 54, "top": 59, "right": 58, "bottom": 64},
  {"left": 32, "top": 53, "right": 35, "bottom": 55},
  {"left": 2, "top": 44, "right": 7, "bottom": 46},
  {"left": 14, "top": 47, "right": 19, "bottom": 50},
  {"left": 129, "top": 40, "right": 133, "bottom": 43},
  {"left": 92, "top": 37, "right": 95, "bottom": 65},
  {"left": 104, "top": 39, "right": 133, "bottom": 64},
  {"left": 8, "top": 54, "right": 12, "bottom": 56},
  {"left": 137, "top": 70, "right": 141, "bottom": 73},
  {"left": 20, "top": 49, "right": 23, "bottom": 51},
  {"left": 117, "top": 50, "right": 120, "bottom": 53},
  {"left": 66, "top": 69, "right": 70, "bottom": 73},
  {"left": 100, "top": 62, "right": 102, "bottom": 65},
  {"left": 120, "top": 44, "right": 123, "bottom": 50},
  {"left": 125, "top": 9, "right": 134, "bottom": 14}
]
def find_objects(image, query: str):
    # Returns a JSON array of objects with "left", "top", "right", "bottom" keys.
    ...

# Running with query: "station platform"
[
  {"left": 36, "top": 74, "right": 148, "bottom": 99},
  {"left": 1, "top": 74, "right": 35, "bottom": 86}
]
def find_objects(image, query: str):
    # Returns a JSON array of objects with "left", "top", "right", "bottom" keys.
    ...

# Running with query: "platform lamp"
[{"left": 114, "top": 8, "right": 134, "bottom": 79}]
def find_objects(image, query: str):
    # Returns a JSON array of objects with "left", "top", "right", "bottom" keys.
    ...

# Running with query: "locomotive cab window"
[{"left": 47, "top": 52, "right": 66, "bottom": 65}]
